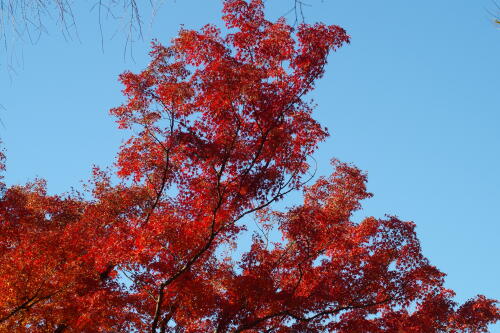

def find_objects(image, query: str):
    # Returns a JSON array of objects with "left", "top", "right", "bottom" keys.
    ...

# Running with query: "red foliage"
[{"left": 0, "top": 0, "right": 498, "bottom": 331}]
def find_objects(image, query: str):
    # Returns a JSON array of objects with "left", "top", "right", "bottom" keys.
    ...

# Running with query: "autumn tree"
[{"left": 0, "top": 0, "right": 499, "bottom": 331}]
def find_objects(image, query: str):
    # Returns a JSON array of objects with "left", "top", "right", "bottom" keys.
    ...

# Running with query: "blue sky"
[{"left": 1, "top": 0, "right": 499, "bottom": 330}]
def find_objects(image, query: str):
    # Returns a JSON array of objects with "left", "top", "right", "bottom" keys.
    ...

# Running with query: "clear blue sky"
[{"left": 1, "top": 0, "right": 499, "bottom": 330}]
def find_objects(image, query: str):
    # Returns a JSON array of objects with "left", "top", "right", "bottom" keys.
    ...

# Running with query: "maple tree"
[{"left": 0, "top": 0, "right": 499, "bottom": 331}]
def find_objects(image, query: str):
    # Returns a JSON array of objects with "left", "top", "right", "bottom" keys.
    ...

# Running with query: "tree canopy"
[{"left": 0, "top": 0, "right": 498, "bottom": 331}]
